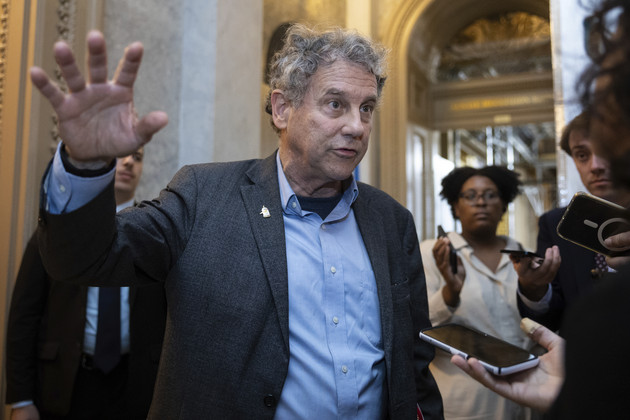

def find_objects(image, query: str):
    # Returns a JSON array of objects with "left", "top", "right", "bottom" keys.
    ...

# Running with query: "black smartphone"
[
  {"left": 419, "top": 323, "right": 539, "bottom": 376},
  {"left": 556, "top": 192, "right": 630, "bottom": 257},
  {"left": 500, "top": 249, "right": 544, "bottom": 263},
  {"left": 437, "top": 225, "right": 457, "bottom": 274}
]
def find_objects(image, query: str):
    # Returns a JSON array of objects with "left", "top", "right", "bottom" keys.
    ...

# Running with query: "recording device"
[
  {"left": 437, "top": 225, "right": 458, "bottom": 274},
  {"left": 419, "top": 323, "right": 539, "bottom": 376},
  {"left": 556, "top": 192, "right": 630, "bottom": 257},
  {"left": 500, "top": 249, "right": 544, "bottom": 263}
]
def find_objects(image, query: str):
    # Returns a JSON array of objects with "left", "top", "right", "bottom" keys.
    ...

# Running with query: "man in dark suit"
[
  {"left": 515, "top": 111, "right": 630, "bottom": 332},
  {"left": 5, "top": 149, "right": 167, "bottom": 419},
  {"left": 29, "top": 24, "right": 443, "bottom": 419}
]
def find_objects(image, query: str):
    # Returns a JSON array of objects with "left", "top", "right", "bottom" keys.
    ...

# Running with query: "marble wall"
[{"left": 104, "top": 0, "right": 263, "bottom": 201}]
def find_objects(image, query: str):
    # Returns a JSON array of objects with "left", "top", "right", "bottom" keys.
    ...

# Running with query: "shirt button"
[
  {"left": 291, "top": 202, "right": 297, "bottom": 208},
  {"left": 332, "top": 316, "right": 339, "bottom": 324},
  {"left": 330, "top": 266, "right": 336, "bottom": 274},
  {"left": 341, "top": 365, "right": 348, "bottom": 374},
  {"left": 321, "top": 224, "right": 327, "bottom": 230},
  {"left": 59, "top": 184, "right": 66, "bottom": 193}
]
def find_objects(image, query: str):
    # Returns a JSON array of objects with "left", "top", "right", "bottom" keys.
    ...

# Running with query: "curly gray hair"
[{"left": 265, "top": 23, "right": 388, "bottom": 133}]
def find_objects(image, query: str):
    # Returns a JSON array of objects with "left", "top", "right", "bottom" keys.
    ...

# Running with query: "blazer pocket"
[{"left": 37, "top": 341, "right": 60, "bottom": 361}]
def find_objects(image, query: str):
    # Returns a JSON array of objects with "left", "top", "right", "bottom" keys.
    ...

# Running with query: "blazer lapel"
[
  {"left": 240, "top": 153, "right": 290, "bottom": 351},
  {"left": 353, "top": 192, "right": 394, "bottom": 366}
]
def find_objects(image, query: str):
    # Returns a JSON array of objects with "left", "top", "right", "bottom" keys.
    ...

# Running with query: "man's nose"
[
  {"left": 591, "top": 154, "right": 607, "bottom": 171},
  {"left": 120, "top": 156, "right": 134, "bottom": 166},
  {"left": 342, "top": 108, "right": 366, "bottom": 139}
]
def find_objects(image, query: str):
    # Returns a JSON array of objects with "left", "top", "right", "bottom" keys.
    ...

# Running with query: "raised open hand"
[{"left": 30, "top": 30, "right": 168, "bottom": 165}]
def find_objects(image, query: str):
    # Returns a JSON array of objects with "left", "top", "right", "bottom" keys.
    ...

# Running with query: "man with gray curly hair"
[{"left": 31, "top": 22, "right": 443, "bottom": 419}]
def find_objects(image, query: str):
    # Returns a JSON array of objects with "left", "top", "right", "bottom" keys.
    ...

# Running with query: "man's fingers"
[
  {"left": 527, "top": 323, "right": 562, "bottom": 351},
  {"left": 451, "top": 355, "right": 496, "bottom": 387},
  {"left": 54, "top": 41, "right": 86, "bottom": 93},
  {"left": 113, "top": 42, "right": 144, "bottom": 88},
  {"left": 30, "top": 67, "right": 66, "bottom": 108},
  {"left": 135, "top": 111, "right": 169, "bottom": 143},
  {"left": 87, "top": 30, "right": 108, "bottom": 84},
  {"left": 604, "top": 230, "right": 630, "bottom": 248},
  {"left": 606, "top": 255, "right": 630, "bottom": 270}
]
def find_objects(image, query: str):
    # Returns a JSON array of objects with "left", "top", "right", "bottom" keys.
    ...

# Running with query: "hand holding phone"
[
  {"left": 500, "top": 249, "right": 544, "bottom": 264},
  {"left": 505, "top": 246, "right": 561, "bottom": 302},
  {"left": 438, "top": 225, "right": 458, "bottom": 274},
  {"left": 557, "top": 192, "right": 630, "bottom": 257},
  {"left": 420, "top": 323, "right": 539, "bottom": 376}
]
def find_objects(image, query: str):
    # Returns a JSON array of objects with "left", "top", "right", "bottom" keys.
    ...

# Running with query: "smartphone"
[
  {"left": 419, "top": 323, "right": 539, "bottom": 376},
  {"left": 500, "top": 249, "right": 544, "bottom": 263},
  {"left": 556, "top": 192, "right": 630, "bottom": 257},
  {"left": 437, "top": 225, "right": 458, "bottom": 274}
]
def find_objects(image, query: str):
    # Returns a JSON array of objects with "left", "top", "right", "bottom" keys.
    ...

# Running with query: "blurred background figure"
[
  {"left": 421, "top": 165, "right": 537, "bottom": 419},
  {"left": 516, "top": 110, "right": 630, "bottom": 333},
  {"left": 5, "top": 149, "right": 167, "bottom": 420}
]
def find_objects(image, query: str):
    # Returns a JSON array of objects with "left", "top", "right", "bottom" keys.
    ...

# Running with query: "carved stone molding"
[
  {"left": 50, "top": 0, "right": 76, "bottom": 149},
  {"left": 0, "top": 0, "right": 9, "bottom": 153}
]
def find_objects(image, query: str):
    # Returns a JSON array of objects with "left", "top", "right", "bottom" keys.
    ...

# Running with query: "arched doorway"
[{"left": 378, "top": 0, "right": 552, "bottom": 249}]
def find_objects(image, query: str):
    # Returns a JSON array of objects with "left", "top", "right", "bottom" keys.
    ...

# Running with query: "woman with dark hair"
[
  {"left": 420, "top": 165, "right": 536, "bottom": 420},
  {"left": 452, "top": 1, "right": 630, "bottom": 418}
]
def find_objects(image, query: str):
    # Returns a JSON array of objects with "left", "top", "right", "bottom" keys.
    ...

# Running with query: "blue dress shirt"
[{"left": 273, "top": 154, "right": 386, "bottom": 419}]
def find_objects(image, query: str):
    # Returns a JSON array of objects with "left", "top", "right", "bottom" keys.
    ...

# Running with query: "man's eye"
[
  {"left": 360, "top": 104, "right": 374, "bottom": 113},
  {"left": 329, "top": 101, "right": 340, "bottom": 109}
]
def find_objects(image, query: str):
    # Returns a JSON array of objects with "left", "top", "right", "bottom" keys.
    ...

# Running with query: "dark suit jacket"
[
  {"left": 5, "top": 232, "right": 167, "bottom": 418},
  {"left": 545, "top": 266, "right": 630, "bottom": 419},
  {"left": 517, "top": 207, "right": 598, "bottom": 332},
  {"left": 37, "top": 152, "right": 444, "bottom": 419}
]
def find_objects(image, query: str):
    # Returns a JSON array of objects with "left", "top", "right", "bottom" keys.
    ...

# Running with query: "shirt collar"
[
  {"left": 116, "top": 198, "right": 135, "bottom": 213},
  {"left": 276, "top": 152, "right": 359, "bottom": 217}
]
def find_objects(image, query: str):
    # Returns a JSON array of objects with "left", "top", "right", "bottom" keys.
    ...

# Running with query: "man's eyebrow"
[
  {"left": 570, "top": 145, "right": 590, "bottom": 154},
  {"left": 323, "top": 88, "right": 344, "bottom": 96},
  {"left": 323, "top": 88, "right": 377, "bottom": 102},
  {"left": 571, "top": 145, "right": 588, "bottom": 151}
]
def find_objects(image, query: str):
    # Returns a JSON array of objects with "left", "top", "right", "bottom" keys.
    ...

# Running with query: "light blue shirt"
[
  {"left": 273, "top": 154, "right": 386, "bottom": 419},
  {"left": 44, "top": 143, "right": 115, "bottom": 214}
]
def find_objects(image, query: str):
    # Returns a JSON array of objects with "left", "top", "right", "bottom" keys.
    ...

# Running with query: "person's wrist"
[
  {"left": 519, "top": 280, "right": 548, "bottom": 301},
  {"left": 63, "top": 144, "right": 113, "bottom": 169},
  {"left": 60, "top": 143, "right": 115, "bottom": 176},
  {"left": 442, "top": 285, "right": 460, "bottom": 307}
]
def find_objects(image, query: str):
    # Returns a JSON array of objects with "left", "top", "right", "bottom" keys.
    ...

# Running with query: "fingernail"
[{"left": 520, "top": 317, "right": 541, "bottom": 335}]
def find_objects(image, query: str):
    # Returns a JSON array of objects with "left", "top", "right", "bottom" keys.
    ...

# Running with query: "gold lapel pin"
[{"left": 260, "top": 205, "right": 271, "bottom": 218}]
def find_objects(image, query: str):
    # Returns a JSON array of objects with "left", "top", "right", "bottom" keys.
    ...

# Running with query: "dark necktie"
[
  {"left": 591, "top": 253, "right": 609, "bottom": 280},
  {"left": 93, "top": 287, "right": 121, "bottom": 373},
  {"left": 595, "top": 253, "right": 608, "bottom": 272}
]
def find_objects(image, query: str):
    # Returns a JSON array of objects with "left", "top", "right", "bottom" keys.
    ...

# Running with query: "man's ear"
[{"left": 271, "top": 90, "right": 290, "bottom": 130}]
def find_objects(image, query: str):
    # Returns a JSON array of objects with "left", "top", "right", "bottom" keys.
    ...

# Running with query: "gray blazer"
[{"left": 38, "top": 152, "right": 443, "bottom": 419}]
